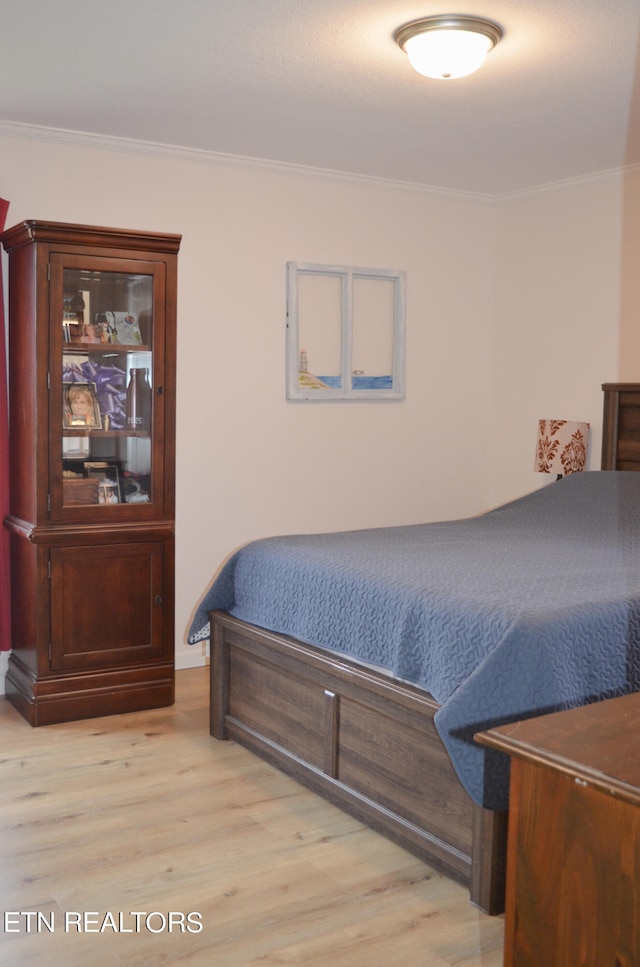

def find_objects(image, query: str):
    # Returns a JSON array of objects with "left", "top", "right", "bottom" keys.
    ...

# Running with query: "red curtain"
[{"left": 0, "top": 198, "right": 10, "bottom": 650}]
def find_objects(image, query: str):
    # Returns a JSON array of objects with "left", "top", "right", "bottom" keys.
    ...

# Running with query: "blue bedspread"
[{"left": 188, "top": 471, "right": 640, "bottom": 809}]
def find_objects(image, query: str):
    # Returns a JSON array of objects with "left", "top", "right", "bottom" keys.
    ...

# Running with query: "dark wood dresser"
[{"left": 477, "top": 693, "right": 640, "bottom": 967}]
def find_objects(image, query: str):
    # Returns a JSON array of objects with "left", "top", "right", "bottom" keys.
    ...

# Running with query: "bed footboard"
[{"left": 209, "top": 610, "right": 507, "bottom": 915}]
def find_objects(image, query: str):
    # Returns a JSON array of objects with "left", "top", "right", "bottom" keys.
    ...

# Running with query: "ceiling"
[{"left": 2, "top": 0, "right": 640, "bottom": 197}]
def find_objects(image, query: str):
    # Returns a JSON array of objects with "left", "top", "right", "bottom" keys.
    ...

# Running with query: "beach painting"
[{"left": 287, "top": 263, "right": 405, "bottom": 401}]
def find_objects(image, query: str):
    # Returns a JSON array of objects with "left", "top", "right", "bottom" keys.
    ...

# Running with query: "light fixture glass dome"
[{"left": 395, "top": 16, "right": 502, "bottom": 80}]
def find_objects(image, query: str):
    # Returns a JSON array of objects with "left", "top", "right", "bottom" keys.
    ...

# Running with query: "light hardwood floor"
[{"left": 0, "top": 666, "right": 504, "bottom": 967}]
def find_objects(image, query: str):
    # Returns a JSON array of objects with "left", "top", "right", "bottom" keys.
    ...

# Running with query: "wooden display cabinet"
[{"left": 1, "top": 220, "right": 181, "bottom": 725}]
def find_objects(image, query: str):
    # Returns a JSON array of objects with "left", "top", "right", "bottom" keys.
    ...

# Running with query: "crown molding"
[
  {"left": 1, "top": 118, "right": 636, "bottom": 204},
  {"left": 494, "top": 163, "right": 640, "bottom": 204},
  {"left": 0, "top": 119, "right": 494, "bottom": 203}
]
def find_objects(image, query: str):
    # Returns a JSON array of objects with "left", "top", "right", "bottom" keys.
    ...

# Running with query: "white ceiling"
[{"left": 2, "top": 0, "right": 640, "bottom": 197}]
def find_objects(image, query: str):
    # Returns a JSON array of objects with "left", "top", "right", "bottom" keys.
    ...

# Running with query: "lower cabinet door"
[{"left": 49, "top": 541, "right": 166, "bottom": 670}]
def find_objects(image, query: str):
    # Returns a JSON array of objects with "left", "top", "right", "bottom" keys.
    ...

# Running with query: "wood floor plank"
[{"left": 0, "top": 667, "right": 504, "bottom": 966}]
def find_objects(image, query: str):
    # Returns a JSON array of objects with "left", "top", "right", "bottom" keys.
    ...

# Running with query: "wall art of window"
[{"left": 286, "top": 262, "right": 406, "bottom": 401}]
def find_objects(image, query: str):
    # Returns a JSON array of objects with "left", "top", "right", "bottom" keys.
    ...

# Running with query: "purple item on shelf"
[{"left": 62, "top": 359, "right": 127, "bottom": 429}]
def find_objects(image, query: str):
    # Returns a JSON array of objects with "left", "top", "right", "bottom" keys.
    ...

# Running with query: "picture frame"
[
  {"left": 286, "top": 262, "right": 406, "bottom": 402},
  {"left": 93, "top": 310, "right": 143, "bottom": 345},
  {"left": 62, "top": 288, "right": 90, "bottom": 344},
  {"left": 63, "top": 382, "right": 102, "bottom": 429},
  {"left": 85, "top": 463, "right": 121, "bottom": 504}
]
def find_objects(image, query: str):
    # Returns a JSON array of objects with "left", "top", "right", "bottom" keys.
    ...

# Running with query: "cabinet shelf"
[
  {"left": 62, "top": 429, "right": 151, "bottom": 438},
  {"left": 63, "top": 343, "right": 152, "bottom": 354}
]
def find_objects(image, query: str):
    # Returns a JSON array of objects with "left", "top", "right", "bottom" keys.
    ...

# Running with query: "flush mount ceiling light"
[{"left": 394, "top": 15, "right": 502, "bottom": 79}]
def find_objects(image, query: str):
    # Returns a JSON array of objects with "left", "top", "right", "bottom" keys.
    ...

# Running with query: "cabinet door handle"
[{"left": 154, "top": 595, "right": 163, "bottom": 605}]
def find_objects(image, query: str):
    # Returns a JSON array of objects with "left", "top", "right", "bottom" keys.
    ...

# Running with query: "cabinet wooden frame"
[{"left": 1, "top": 220, "right": 181, "bottom": 726}]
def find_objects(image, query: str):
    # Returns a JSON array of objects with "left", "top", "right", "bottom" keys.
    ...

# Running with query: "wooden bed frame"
[
  {"left": 208, "top": 383, "right": 640, "bottom": 917},
  {"left": 210, "top": 611, "right": 508, "bottom": 913}
]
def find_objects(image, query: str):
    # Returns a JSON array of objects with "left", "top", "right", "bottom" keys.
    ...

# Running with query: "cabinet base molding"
[{"left": 4, "top": 653, "right": 174, "bottom": 727}]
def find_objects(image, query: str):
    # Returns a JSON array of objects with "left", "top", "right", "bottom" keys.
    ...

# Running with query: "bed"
[{"left": 188, "top": 383, "right": 640, "bottom": 915}]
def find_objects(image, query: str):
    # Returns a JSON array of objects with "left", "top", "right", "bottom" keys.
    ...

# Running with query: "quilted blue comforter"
[{"left": 188, "top": 471, "right": 640, "bottom": 809}]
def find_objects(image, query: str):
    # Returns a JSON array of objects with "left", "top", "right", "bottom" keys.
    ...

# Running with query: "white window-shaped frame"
[{"left": 286, "top": 262, "right": 406, "bottom": 401}]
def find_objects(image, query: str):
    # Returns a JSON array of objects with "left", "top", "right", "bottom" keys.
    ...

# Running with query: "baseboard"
[
  {"left": 0, "top": 651, "right": 9, "bottom": 696},
  {"left": 175, "top": 651, "right": 207, "bottom": 671}
]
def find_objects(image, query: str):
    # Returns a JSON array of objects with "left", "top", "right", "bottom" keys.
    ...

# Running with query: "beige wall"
[
  {"left": 620, "top": 172, "right": 640, "bottom": 376},
  {"left": 0, "top": 133, "right": 636, "bottom": 683},
  {"left": 489, "top": 175, "right": 629, "bottom": 507}
]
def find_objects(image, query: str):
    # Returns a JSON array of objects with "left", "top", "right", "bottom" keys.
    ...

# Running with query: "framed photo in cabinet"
[
  {"left": 63, "top": 381, "right": 102, "bottom": 429},
  {"left": 86, "top": 464, "right": 121, "bottom": 504},
  {"left": 94, "top": 310, "right": 143, "bottom": 345}
]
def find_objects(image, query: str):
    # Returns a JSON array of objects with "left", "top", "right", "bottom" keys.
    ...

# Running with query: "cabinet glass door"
[{"left": 51, "top": 254, "right": 166, "bottom": 519}]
